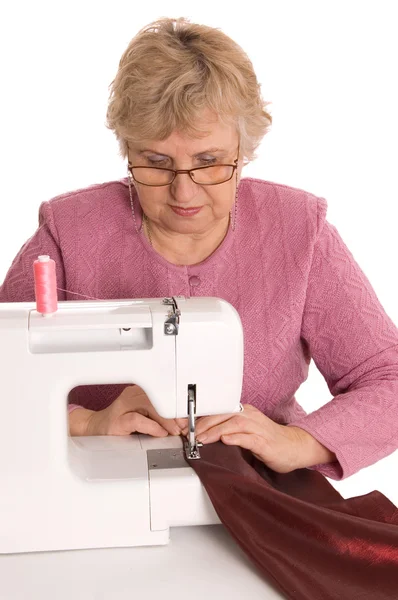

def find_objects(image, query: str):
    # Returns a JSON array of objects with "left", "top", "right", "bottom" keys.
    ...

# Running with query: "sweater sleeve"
[
  {"left": 0, "top": 201, "right": 66, "bottom": 303},
  {"left": 0, "top": 201, "right": 124, "bottom": 412},
  {"left": 289, "top": 199, "right": 398, "bottom": 480}
]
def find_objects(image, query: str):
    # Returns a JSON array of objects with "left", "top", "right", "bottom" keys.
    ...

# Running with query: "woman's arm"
[
  {"left": 0, "top": 201, "right": 66, "bottom": 303},
  {"left": 68, "top": 406, "right": 95, "bottom": 435},
  {"left": 288, "top": 200, "right": 398, "bottom": 480},
  {"left": 287, "top": 425, "right": 337, "bottom": 468}
]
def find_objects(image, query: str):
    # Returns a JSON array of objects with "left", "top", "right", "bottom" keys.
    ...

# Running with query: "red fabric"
[{"left": 189, "top": 442, "right": 398, "bottom": 600}]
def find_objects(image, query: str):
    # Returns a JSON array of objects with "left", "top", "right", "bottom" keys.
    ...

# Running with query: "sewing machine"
[{"left": 0, "top": 296, "right": 244, "bottom": 554}]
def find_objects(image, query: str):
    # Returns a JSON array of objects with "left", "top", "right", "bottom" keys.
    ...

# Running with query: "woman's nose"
[{"left": 170, "top": 172, "right": 199, "bottom": 204}]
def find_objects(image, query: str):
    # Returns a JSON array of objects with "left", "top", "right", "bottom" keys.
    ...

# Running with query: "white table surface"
[{"left": 0, "top": 525, "right": 284, "bottom": 600}]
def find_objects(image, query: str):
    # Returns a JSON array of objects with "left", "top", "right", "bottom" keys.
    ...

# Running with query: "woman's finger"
[
  {"left": 133, "top": 403, "right": 180, "bottom": 436},
  {"left": 120, "top": 412, "right": 169, "bottom": 437},
  {"left": 197, "top": 414, "right": 260, "bottom": 444},
  {"left": 175, "top": 418, "right": 189, "bottom": 430},
  {"left": 182, "top": 412, "right": 236, "bottom": 437},
  {"left": 155, "top": 417, "right": 183, "bottom": 436},
  {"left": 183, "top": 404, "right": 258, "bottom": 437},
  {"left": 221, "top": 432, "right": 263, "bottom": 456},
  {"left": 143, "top": 407, "right": 182, "bottom": 436}
]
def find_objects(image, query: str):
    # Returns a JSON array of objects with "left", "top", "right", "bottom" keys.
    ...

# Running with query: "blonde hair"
[{"left": 106, "top": 17, "right": 272, "bottom": 164}]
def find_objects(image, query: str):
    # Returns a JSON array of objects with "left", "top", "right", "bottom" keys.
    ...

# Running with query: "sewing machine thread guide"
[{"left": 162, "top": 297, "right": 181, "bottom": 335}]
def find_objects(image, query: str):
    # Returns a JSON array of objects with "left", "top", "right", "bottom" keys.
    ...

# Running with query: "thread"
[
  {"left": 33, "top": 255, "right": 58, "bottom": 315},
  {"left": 33, "top": 256, "right": 107, "bottom": 308},
  {"left": 56, "top": 287, "right": 100, "bottom": 300}
]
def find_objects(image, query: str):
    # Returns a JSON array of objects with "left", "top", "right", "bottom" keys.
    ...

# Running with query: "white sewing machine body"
[{"left": 0, "top": 296, "right": 244, "bottom": 554}]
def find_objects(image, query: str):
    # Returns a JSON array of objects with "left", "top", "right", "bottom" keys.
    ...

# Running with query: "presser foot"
[{"left": 184, "top": 439, "right": 203, "bottom": 460}]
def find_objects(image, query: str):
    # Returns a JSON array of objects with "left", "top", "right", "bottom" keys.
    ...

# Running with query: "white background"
[{"left": 0, "top": 1, "right": 397, "bottom": 500}]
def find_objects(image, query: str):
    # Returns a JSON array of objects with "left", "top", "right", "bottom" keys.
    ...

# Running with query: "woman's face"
[{"left": 127, "top": 117, "right": 242, "bottom": 237}]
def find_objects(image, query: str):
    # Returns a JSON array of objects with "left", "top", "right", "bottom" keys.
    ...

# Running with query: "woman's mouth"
[{"left": 170, "top": 205, "right": 203, "bottom": 217}]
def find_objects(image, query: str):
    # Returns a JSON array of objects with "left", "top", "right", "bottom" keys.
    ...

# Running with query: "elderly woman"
[{"left": 1, "top": 17, "right": 397, "bottom": 482}]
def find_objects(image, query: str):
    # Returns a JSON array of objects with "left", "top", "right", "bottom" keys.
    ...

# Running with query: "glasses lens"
[
  {"left": 131, "top": 167, "right": 173, "bottom": 186},
  {"left": 191, "top": 165, "right": 234, "bottom": 185}
]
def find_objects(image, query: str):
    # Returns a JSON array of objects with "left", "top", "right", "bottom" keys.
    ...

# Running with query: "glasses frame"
[{"left": 127, "top": 156, "right": 239, "bottom": 187}]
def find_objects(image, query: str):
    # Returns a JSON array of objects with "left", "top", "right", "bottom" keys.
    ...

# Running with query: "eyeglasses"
[{"left": 128, "top": 158, "right": 239, "bottom": 187}]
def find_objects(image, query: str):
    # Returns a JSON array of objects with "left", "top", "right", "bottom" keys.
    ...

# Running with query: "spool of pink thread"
[{"left": 33, "top": 255, "right": 58, "bottom": 315}]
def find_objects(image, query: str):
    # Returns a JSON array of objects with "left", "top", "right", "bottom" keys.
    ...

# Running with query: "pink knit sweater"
[{"left": 1, "top": 177, "right": 397, "bottom": 481}]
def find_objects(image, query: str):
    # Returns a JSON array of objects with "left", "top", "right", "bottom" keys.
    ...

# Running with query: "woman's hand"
[
  {"left": 73, "top": 385, "right": 188, "bottom": 437},
  {"left": 183, "top": 404, "right": 306, "bottom": 473}
]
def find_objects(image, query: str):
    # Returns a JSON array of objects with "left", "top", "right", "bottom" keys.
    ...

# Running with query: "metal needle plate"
[{"left": 147, "top": 448, "right": 188, "bottom": 470}]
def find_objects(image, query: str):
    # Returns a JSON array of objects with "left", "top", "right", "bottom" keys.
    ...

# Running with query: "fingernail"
[{"left": 197, "top": 434, "right": 207, "bottom": 443}]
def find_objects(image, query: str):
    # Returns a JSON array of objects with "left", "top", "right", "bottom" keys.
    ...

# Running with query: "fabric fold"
[{"left": 188, "top": 442, "right": 398, "bottom": 600}]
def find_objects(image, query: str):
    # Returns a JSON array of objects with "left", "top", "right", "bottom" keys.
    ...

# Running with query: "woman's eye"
[
  {"left": 146, "top": 157, "right": 217, "bottom": 167},
  {"left": 148, "top": 158, "right": 168, "bottom": 166}
]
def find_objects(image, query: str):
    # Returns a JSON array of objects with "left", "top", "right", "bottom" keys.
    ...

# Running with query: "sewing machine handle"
[
  {"left": 29, "top": 304, "right": 152, "bottom": 330},
  {"left": 28, "top": 304, "right": 154, "bottom": 353}
]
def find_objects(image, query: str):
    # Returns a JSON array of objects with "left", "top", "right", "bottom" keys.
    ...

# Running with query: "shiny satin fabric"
[{"left": 188, "top": 442, "right": 398, "bottom": 600}]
